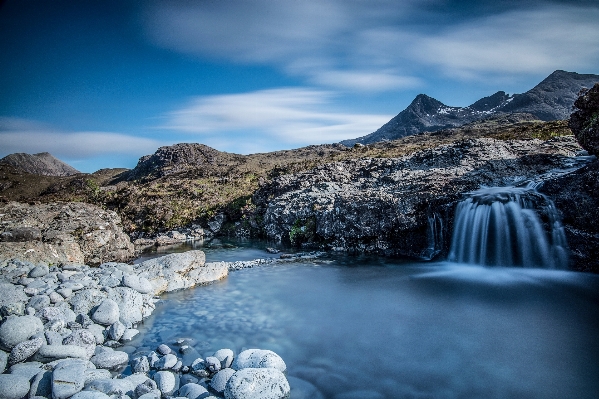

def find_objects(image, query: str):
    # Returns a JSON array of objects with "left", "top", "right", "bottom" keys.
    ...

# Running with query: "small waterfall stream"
[{"left": 449, "top": 185, "right": 568, "bottom": 268}]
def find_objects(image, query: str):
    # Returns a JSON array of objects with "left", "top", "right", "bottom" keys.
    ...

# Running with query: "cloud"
[
  {"left": 409, "top": 6, "right": 599, "bottom": 78},
  {"left": 144, "top": 1, "right": 599, "bottom": 86},
  {"left": 160, "top": 88, "right": 392, "bottom": 146},
  {"left": 0, "top": 117, "right": 164, "bottom": 159}
]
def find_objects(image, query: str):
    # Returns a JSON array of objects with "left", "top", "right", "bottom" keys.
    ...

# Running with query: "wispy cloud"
[
  {"left": 144, "top": 1, "right": 599, "bottom": 87},
  {"left": 409, "top": 6, "right": 599, "bottom": 79},
  {"left": 160, "top": 88, "right": 392, "bottom": 145},
  {"left": 0, "top": 117, "right": 163, "bottom": 159}
]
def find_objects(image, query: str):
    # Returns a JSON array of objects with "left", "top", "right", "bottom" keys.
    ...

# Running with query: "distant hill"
[
  {"left": 341, "top": 70, "right": 599, "bottom": 146},
  {"left": 0, "top": 152, "right": 80, "bottom": 176}
]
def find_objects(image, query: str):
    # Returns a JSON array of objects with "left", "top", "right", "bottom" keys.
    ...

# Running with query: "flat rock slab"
[{"left": 135, "top": 251, "right": 227, "bottom": 295}]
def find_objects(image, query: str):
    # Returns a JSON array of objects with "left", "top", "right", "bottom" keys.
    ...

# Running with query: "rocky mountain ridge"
[
  {"left": 0, "top": 152, "right": 80, "bottom": 177},
  {"left": 341, "top": 70, "right": 599, "bottom": 146}
]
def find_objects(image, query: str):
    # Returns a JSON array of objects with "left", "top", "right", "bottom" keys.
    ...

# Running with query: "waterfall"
[{"left": 448, "top": 186, "right": 568, "bottom": 269}]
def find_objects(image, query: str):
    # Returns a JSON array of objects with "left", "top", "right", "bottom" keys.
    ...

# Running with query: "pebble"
[
  {"left": 154, "top": 370, "right": 177, "bottom": 396},
  {"left": 0, "top": 374, "right": 31, "bottom": 399},
  {"left": 29, "top": 265, "right": 49, "bottom": 278},
  {"left": 90, "top": 350, "right": 129, "bottom": 370},
  {"left": 108, "top": 320, "right": 126, "bottom": 341},
  {"left": 157, "top": 343, "right": 172, "bottom": 355},
  {"left": 8, "top": 337, "right": 44, "bottom": 365},
  {"left": 91, "top": 299, "right": 120, "bottom": 326},
  {"left": 209, "top": 368, "right": 235, "bottom": 394},
  {"left": 178, "top": 383, "right": 209, "bottom": 399},
  {"left": 51, "top": 359, "right": 88, "bottom": 399},
  {"left": 214, "top": 348, "right": 234, "bottom": 368},
  {"left": 225, "top": 368, "right": 290, "bottom": 399},
  {"left": 0, "top": 315, "right": 44, "bottom": 350},
  {"left": 132, "top": 356, "right": 150, "bottom": 373},
  {"left": 156, "top": 353, "right": 178, "bottom": 370}
]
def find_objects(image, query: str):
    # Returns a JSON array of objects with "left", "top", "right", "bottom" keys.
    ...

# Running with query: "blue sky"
[{"left": 1, "top": 0, "right": 598, "bottom": 172}]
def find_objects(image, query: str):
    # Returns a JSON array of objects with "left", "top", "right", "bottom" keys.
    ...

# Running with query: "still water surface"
[{"left": 132, "top": 243, "right": 599, "bottom": 399}]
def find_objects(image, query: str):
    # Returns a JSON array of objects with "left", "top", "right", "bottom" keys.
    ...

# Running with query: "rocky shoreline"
[{"left": 0, "top": 249, "right": 313, "bottom": 399}]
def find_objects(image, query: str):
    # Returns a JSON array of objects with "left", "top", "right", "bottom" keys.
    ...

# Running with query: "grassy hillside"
[{"left": 0, "top": 115, "right": 575, "bottom": 234}]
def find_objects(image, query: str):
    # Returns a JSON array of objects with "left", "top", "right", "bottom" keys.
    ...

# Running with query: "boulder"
[
  {"left": 232, "top": 349, "right": 286, "bottom": 373},
  {"left": 0, "top": 315, "right": 44, "bottom": 350},
  {"left": 569, "top": 83, "right": 599, "bottom": 155},
  {"left": 7, "top": 337, "right": 44, "bottom": 365},
  {"left": 134, "top": 251, "right": 228, "bottom": 295},
  {"left": 224, "top": 368, "right": 290, "bottom": 399},
  {"left": 91, "top": 299, "right": 120, "bottom": 326}
]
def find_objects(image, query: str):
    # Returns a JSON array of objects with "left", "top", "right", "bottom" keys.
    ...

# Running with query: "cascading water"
[{"left": 449, "top": 186, "right": 568, "bottom": 268}]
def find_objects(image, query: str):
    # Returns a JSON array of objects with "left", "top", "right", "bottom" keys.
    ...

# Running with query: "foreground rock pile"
[{"left": 0, "top": 250, "right": 288, "bottom": 399}]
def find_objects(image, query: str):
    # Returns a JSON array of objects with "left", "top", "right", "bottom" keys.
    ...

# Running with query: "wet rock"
[
  {"left": 287, "top": 376, "right": 324, "bottom": 399},
  {"left": 108, "top": 320, "right": 126, "bottom": 341},
  {"left": 178, "top": 383, "right": 209, "bottom": 399},
  {"left": 0, "top": 315, "right": 44, "bottom": 350},
  {"left": 157, "top": 344, "right": 172, "bottom": 355},
  {"left": 210, "top": 368, "right": 235, "bottom": 394},
  {"left": 224, "top": 368, "right": 290, "bottom": 399},
  {"left": 91, "top": 299, "right": 120, "bottom": 326},
  {"left": 0, "top": 374, "right": 31, "bottom": 399},
  {"left": 154, "top": 371, "right": 177, "bottom": 396},
  {"left": 121, "top": 328, "right": 139, "bottom": 342},
  {"left": 134, "top": 379, "right": 158, "bottom": 398},
  {"left": 131, "top": 356, "right": 150, "bottom": 373},
  {"left": 570, "top": 83, "right": 599, "bottom": 155},
  {"left": 155, "top": 353, "right": 178, "bottom": 370},
  {"left": 214, "top": 349, "right": 234, "bottom": 369}
]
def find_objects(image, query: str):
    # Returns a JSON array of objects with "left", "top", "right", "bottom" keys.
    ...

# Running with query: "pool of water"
[{"left": 131, "top": 246, "right": 599, "bottom": 399}]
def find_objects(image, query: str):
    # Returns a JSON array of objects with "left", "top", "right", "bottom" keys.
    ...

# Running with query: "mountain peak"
[
  {"left": 340, "top": 70, "right": 599, "bottom": 146},
  {"left": 0, "top": 152, "right": 79, "bottom": 176}
]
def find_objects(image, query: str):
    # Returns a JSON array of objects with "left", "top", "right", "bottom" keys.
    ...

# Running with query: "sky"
[{"left": 1, "top": 0, "right": 598, "bottom": 172}]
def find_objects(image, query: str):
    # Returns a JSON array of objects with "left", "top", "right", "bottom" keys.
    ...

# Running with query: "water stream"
[{"left": 129, "top": 243, "right": 599, "bottom": 399}]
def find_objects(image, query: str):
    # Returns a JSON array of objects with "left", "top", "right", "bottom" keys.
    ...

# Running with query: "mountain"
[
  {"left": 341, "top": 70, "right": 599, "bottom": 146},
  {"left": 0, "top": 152, "right": 80, "bottom": 176}
]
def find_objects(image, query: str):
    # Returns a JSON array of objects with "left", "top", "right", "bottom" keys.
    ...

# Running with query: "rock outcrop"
[
  {"left": 0, "top": 202, "right": 134, "bottom": 265},
  {"left": 569, "top": 83, "right": 599, "bottom": 155},
  {"left": 0, "top": 152, "right": 79, "bottom": 176},
  {"left": 341, "top": 70, "right": 599, "bottom": 146},
  {"left": 254, "top": 137, "right": 582, "bottom": 260}
]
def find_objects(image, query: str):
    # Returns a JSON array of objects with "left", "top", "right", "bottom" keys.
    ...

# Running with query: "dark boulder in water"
[{"left": 569, "top": 82, "right": 599, "bottom": 156}]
